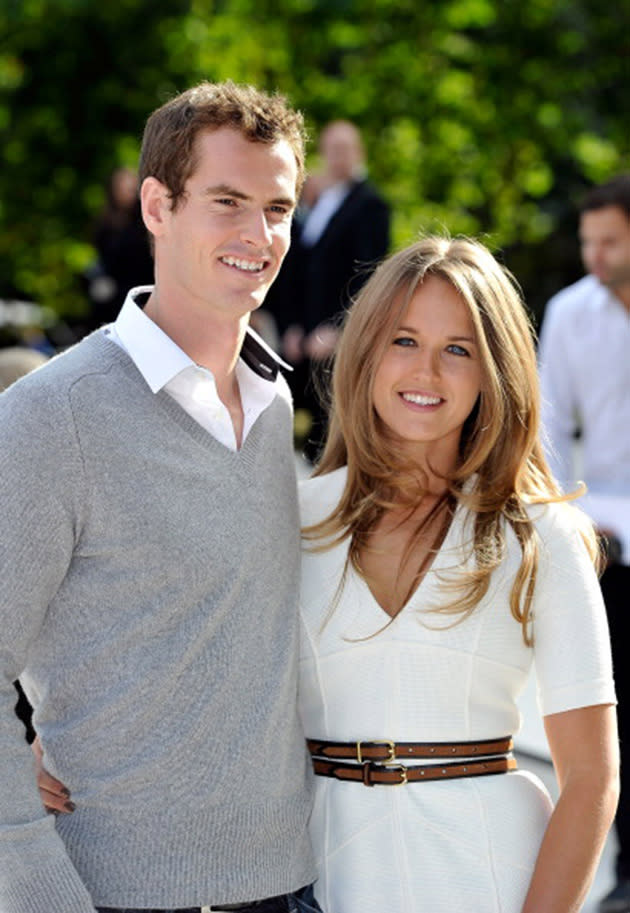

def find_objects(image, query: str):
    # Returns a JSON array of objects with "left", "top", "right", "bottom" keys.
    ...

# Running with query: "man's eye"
[{"left": 216, "top": 198, "right": 237, "bottom": 206}]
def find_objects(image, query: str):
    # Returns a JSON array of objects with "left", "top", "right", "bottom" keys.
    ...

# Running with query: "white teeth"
[
  {"left": 220, "top": 256, "right": 265, "bottom": 272},
  {"left": 402, "top": 393, "right": 441, "bottom": 406}
]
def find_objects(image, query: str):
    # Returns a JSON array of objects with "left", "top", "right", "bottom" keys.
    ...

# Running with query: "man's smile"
[{"left": 219, "top": 255, "right": 268, "bottom": 273}]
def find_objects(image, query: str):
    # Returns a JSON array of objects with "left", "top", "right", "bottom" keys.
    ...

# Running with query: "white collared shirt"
[
  {"left": 103, "top": 287, "right": 289, "bottom": 451},
  {"left": 300, "top": 181, "right": 351, "bottom": 247},
  {"left": 538, "top": 274, "right": 630, "bottom": 495}
]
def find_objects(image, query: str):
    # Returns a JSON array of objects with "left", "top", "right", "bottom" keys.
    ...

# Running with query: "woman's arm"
[
  {"left": 31, "top": 736, "right": 75, "bottom": 814},
  {"left": 521, "top": 703, "right": 619, "bottom": 913}
]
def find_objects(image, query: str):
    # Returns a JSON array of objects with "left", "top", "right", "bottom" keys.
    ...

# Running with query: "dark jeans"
[
  {"left": 96, "top": 883, "right": 323, "bottom": 913},
  {"left": 602, "top": 564, "right": 630, "bottom": 879}
]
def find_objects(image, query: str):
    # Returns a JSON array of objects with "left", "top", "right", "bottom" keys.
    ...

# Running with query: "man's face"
[
  {"left": 147, "top": 126, "right": 298, "bottom": 319},
  {"left": 320, "top": 123, "right": 363, "bottom": 182},
  {"left": 580, "top": 205, "right": 630, "bottom": 289}
]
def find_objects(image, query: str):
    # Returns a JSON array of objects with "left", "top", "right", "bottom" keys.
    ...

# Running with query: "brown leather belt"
[
  {"left": 312, "top": 755, "right": 517, "bottom": 786},
  {"left": 307, "top": 735, "right": 514, "bottom": 764}
]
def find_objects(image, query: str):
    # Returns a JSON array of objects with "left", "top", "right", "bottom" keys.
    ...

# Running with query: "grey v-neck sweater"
[{"left": 0, "top": 333, "right": 314, "bottom": 913}]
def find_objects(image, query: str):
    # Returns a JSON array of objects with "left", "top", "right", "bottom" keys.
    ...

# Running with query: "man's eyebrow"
[
  {"left": 203, "top": 183, "right": 296, "bottom": 208},
  {"left": 203, "top": 184, "right": 250, "bottom": 200},
  {"left": 271, "top": 195, "right": 297, "bottom": 208}
]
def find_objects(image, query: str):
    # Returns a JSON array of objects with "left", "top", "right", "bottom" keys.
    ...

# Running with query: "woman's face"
[{"left": 372, "top": 275, "right": 483, "bottom": 468}]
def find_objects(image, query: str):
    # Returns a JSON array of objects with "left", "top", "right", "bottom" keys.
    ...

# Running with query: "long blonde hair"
[{"left": 304, "top": 236, "right": 599, "bottom": 644}]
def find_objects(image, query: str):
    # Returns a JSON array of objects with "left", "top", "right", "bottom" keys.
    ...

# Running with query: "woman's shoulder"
[
  {"left": 298, "top": 466, "right": 348, "bottom": 525},
  {"left": 522, "top": 497, "right": 595, "bottom": 555}
]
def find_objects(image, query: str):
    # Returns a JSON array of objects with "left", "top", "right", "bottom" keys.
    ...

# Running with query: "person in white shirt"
[{"left": 538, "top": 174, "right": 630, "bottom": 913}]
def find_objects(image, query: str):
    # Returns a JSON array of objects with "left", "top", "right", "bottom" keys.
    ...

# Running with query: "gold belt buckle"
[
  {"left": 388, "top": 764, "right": 409, "bottom": 785},
  {"left": 356, "top": 738, "right": 396, "bottom": 764}
]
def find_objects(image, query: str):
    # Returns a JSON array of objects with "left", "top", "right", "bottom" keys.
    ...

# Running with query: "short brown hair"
[
  {"left": 580, "top": 173, "right": 630, "bottom": 220},
  {"left": 139, "top": 80, "right": 307, "bottom": 210}
]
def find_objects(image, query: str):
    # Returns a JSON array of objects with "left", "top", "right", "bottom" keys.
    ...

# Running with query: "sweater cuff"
[{"left": 0, "top": 817, "right": 96, "bottom": 913}]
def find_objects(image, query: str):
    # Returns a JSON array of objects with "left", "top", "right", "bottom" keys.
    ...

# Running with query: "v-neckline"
[
  {"left": 92, "top": 331, "right": 272, "bottom": 472},
  {"left": 353, "top": 499, "right": 460, "bottom": 622}
]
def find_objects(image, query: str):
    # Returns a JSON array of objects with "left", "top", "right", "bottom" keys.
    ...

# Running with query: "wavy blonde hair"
[{"left": 304, "top": 235, "right": 599, "bottom": 645}]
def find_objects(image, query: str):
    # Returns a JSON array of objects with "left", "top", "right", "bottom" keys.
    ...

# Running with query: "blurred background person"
[
  {"left": 538, "top": 174, "right": 630, "bottom": 913},
  {"left": 267, "top": 120, "right": 391, "bottom": 462},
  {"left": 0, "top": 345, "right": 48, "bottom": 388},
  {"left": 84, "top": 167, "right": 153, "bottom": 329}
]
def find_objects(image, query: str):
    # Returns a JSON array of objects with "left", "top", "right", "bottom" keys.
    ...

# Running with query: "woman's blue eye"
[
  {"left": 447, "top": 344, "right": 469, "bottom": 356},
  {"left": 393, "top": 336, "right": 415, "bottom": 347}
]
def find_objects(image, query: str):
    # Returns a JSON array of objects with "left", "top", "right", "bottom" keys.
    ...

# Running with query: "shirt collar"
[
  {"left": 587, "top": 275, "right": 628, "bottom": 314},
  {"left": 111, "top": 286, "right": 290, "bottom": 393},
  {"left": 240, "top": 325, "right": 291, "bottom": 381}
]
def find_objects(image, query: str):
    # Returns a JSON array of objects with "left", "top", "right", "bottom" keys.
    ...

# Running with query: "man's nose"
[{"left": 240, "top": 209, "right": 272, "bottom": 247}]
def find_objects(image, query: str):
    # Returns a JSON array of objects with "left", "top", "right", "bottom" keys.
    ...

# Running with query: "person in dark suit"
[
  {"left": 85, "top": 168, "right": 154, "bottom": 329},
  {"left": 267, "top": 120, "right": 391, "bottom": 462}
]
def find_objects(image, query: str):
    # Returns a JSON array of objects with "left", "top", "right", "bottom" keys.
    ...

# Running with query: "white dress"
[{"left": 298, "top": 468, "right": 616, "bottom": 913}]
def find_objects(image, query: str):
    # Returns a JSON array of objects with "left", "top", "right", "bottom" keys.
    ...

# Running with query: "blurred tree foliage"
[{"left": 1, "top": 0, "right": 629, "bottom": 323}]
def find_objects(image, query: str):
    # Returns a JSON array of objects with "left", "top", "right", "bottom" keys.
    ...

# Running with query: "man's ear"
[{"left": 141, "top": 177, "right": 170, "bottom": 240}]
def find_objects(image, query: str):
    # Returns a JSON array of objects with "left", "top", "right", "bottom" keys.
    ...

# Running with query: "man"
[
  {"left": 538, "top": 174, "right": 630, "bottom": 913},
  {"left": 0, "top": 81, "right": 321, "bottom": 913},
  {"left": 266, "top": 119, "right": 390, "bottom": 462}
]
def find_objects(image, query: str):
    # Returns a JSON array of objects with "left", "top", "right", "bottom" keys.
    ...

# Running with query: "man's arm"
[{"left": 0, "top": 380, "right": 97, "bottom": 913}]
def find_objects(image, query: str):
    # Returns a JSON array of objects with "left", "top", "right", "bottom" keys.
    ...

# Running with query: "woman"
[
  {"left": 298, "top": 236, "right": 618, "bottom": 912},
  {"left": 36, "top": 236, "right": 618, "bottom": 912}
]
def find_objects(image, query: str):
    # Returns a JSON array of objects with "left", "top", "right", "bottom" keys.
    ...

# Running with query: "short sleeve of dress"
[{"left": 531, "top": 501, "right": 616, "bottom": 717}]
